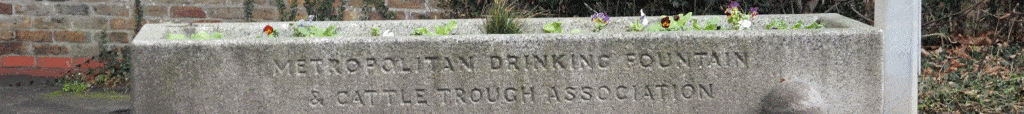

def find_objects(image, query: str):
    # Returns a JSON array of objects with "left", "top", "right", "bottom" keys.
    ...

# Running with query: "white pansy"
[
  {"left": 739, "top": 20, "right": 752, "bottom": 30},
  {"left": 639, "top": 9, "right": 649, "bottom": 26},
  {"left": 382, "top": 30, "right": 394, "bottom": 37}
]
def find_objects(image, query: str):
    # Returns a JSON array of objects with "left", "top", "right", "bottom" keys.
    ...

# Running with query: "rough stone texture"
[
  {"left": 33, "top": 44, "right": 69, "bottom": 55},
  {"left": 132, "top": 14, "right": 883, "bottom": 113},
  {"left": 761, "top": 81, "right": 824, "bottom": 114},
  {"left": 57, "top": 4, "right": 90, "bottom": 15}
]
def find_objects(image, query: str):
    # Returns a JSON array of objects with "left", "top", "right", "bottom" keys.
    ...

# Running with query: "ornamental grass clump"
[{"left": 485, "top": 0, "right": 536, "bottom": 34}]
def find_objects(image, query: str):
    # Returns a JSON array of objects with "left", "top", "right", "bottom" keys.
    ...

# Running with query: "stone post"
[{"left": 875, "top": 0, "right": 920, "bottom": 113}]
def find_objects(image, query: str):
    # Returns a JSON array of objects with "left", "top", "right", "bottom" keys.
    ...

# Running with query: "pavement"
[{"left": 0, "top": 75, "right": 130, "bottom": 114}]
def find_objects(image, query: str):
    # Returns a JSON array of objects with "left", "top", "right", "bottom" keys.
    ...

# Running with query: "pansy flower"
[
  {"left": 639, "top": 9, "right": 648, "bottom": 26},
  {"left": 750, "top": 7, "right": 759, "bottom": 16},
  {"left": 590, "top": 13, "right": 609, "bottom": 24},
  {"left": 263, "top": 25, "right": 274, "bottom": 35}
]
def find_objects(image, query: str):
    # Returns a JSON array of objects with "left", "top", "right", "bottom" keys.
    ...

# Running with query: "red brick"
[
  {"left": 207, "top": 7, "right": 244, "bottom": 19},
  {"left": 0, "top": 56, "right": 34, "bottom": 67},
  {"left": 72, "top": 17, "right": 108, "bottom": 29},
  {"left": 1, "top": 3, "right": 12, "bottom": 15},
  {"left": 143, "top": 5, "right": 167, "bottom": 17},
  {"left": 110, "top": 18, "right": 138, "bottom": 30},
  {"left": 93, "top": 4, "right": 131, "bottom": 16},
  {"left": 54, "top": 31, "right": 87, "bottom": 43},
  {"left": 32, "top": 17, "right": 69, "bottom": 29},
  {"left": 36, "top": 57, "right": 73, "bottom": 68},
  {"left": 171, "top": 6, "right": 206, "bottom": 18},
  {"left": 73, "top": 57, "right": 104, "bottom": 68},
  {"left": 15, "top": 30, "right": 52, "bottom": 42},
  {"left": 391, "top": 0, "right": 424, "bottom": 9},
  {"left": 33, "top": 44, "right": 68, "bottom": 55},
  {"left": 108, "top": 32, "right": 133, "bottom": 43},
  {"left": 0, "top": 30, "right": 13, "bottom": 41},
  {"left": 0, "top": 16, "right": 32, "bottom": 28},
  {"left": 191, "top": 20, "right": 222, "bottom": 23},
  {"left": 0, "top": 42, "right": 24, "bottom": 55},
  {"left": 253, "top": 8, "right": 278, "bottom": 21},
  {"left": 15, "top": 4, "right": 53, "bottom": 16}
]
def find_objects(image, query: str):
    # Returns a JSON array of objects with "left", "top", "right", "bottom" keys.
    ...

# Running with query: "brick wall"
[{"left": 0, "top": 0, "right": 443, "bottom": 77}]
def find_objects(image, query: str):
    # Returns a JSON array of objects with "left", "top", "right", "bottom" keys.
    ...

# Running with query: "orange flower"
[{"left": 263, "top": 25, "right": 274, "bottom": 35}]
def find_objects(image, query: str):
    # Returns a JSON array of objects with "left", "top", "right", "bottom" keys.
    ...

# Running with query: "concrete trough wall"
[{"left": 131, "top": 13, "right": 881, "bottom": 113}]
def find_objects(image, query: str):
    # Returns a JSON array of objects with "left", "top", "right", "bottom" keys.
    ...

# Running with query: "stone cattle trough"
[{"left": 131, "top": 13, "right": 881, "bottom": 113}]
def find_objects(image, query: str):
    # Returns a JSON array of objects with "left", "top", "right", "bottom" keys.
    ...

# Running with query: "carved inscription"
[
  {"left": 273, "top": 51, "right": 749, "bottom": 76},
  {"left": 308, "top": 83, "right": 715, "bottom": 107}
]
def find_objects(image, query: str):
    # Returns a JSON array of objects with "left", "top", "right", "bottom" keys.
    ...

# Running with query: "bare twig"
[{"left": 849, "top": 3, "right": 872, "bottom": 23}]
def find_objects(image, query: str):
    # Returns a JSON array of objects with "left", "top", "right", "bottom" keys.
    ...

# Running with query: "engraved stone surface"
[
  {"left": 761, "top": 80, "right": 824, "bottom": 114},
  {"left": 131, "top": 13, "right": 882, "bottom": 113}
]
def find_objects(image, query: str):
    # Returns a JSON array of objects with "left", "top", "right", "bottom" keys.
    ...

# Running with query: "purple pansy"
[
  {"left": 591, "top": 13, "right": 610, "bottom": 24},
  {"left": 750, "top": 7, "right": 759, "bottom": 16},
  {"left": 729, "top": 1, "right": 739, "bottom": 8}
]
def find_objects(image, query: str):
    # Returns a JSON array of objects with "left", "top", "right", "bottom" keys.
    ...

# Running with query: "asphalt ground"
[{"left": 1, "top": 75, "right": 130, "bottom": 114}]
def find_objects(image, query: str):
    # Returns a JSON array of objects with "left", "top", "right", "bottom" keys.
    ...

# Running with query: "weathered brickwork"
[{"left": 1, "top": 0, "right": 441, "bottom": 76}]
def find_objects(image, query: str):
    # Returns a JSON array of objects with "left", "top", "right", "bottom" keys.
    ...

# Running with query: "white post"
[{"left": 875, "top": 0, "right": 920, "bottom": 113}]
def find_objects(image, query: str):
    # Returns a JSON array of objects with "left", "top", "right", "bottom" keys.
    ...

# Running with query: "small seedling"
[{"left": 412, "top": 20, "right": 458, "bottom": 36}]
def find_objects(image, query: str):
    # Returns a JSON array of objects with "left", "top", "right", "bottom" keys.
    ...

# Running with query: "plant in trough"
[
  {"left": 724, "top": 1, "right": 758, "bottom": 30},
  {"left": 590, "top": 12, "right": 610, "bottom": 32},
  {"left": 765, "top": 20, "right": 824, "bottom": 29},
  {"left": 412, "top": 20, "right": 458, "bottom": 36},
  {"left": 291, "top": 15, "right": 339, "bottom": 37},
  {"left": 543, "top": 22, "right": 581, "bottom": 33},
  {"left": 370, "top": 27, "right": 394, "bottom": 36}
]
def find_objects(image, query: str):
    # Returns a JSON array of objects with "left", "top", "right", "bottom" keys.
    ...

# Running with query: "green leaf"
[
  {"left": 436, "top": 20, "right": 458, "bottom": 35},
  {"left": 93, "top": 74, "right": 108, "bottom": 83},
  {"left": 412, "top": 28, "right": 430, "bottom": 36},
  {"left": 210, "top": 32, "right": 224, "bottom": 39},
  {"left": 705, "top": 17, "right": 720, "bottom": 30},
  {"left": 569, "top": 29, "right": 581, "bottom": 33},
  {"left": 167, "top": 34, "right": 187, "bottom": 40},
  {"left": 791, "top": 21, "right": 805, "bottom": 29},
  {"left": 192, "top": 31, "right": 210, "bottom": 40},
  {"left": 371, "top": 27, "right": 381, "bottom": 36},
  {"left": 543, "top": 22, "right": 562, "bottom": 33}
]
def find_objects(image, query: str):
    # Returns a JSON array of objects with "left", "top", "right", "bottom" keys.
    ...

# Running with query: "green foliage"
[
  {"left": 543, "top": 22, "right": 562, "bottom": 33},
  {"left": 62, "top": 81, "right": 90, "bottom": 93},
  {"left": 244, "top": 0, "right": 254, "bottom": 22},
  {"left": 293, "top": 25, "right": 338, "bottom": 37},
  {"left": 691, "top": 17, "right": 720, "bottom": 30},
  {"left": 305, "top": 0, "right": 344, "bottom": 21},
  {"left": 412, "top": 20, "right": 458, "bottom": 36},
  {"left": 276, "top": 0, "right": 300, "bottom": 21},
  {"left": 362, "top": 0, "right": 396, "bottom": 20},
  {"left": 59, "top": 30, "right": 132, "bottom": 91},
  {"left": 765, "top": 20, "right": 824, "bottom": 29},
  {"left": 370, "top": 27, "right": 382, "bottom": 36},
  {"left": 485, "top": 0, "right": 529, "bottom": 34}
]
